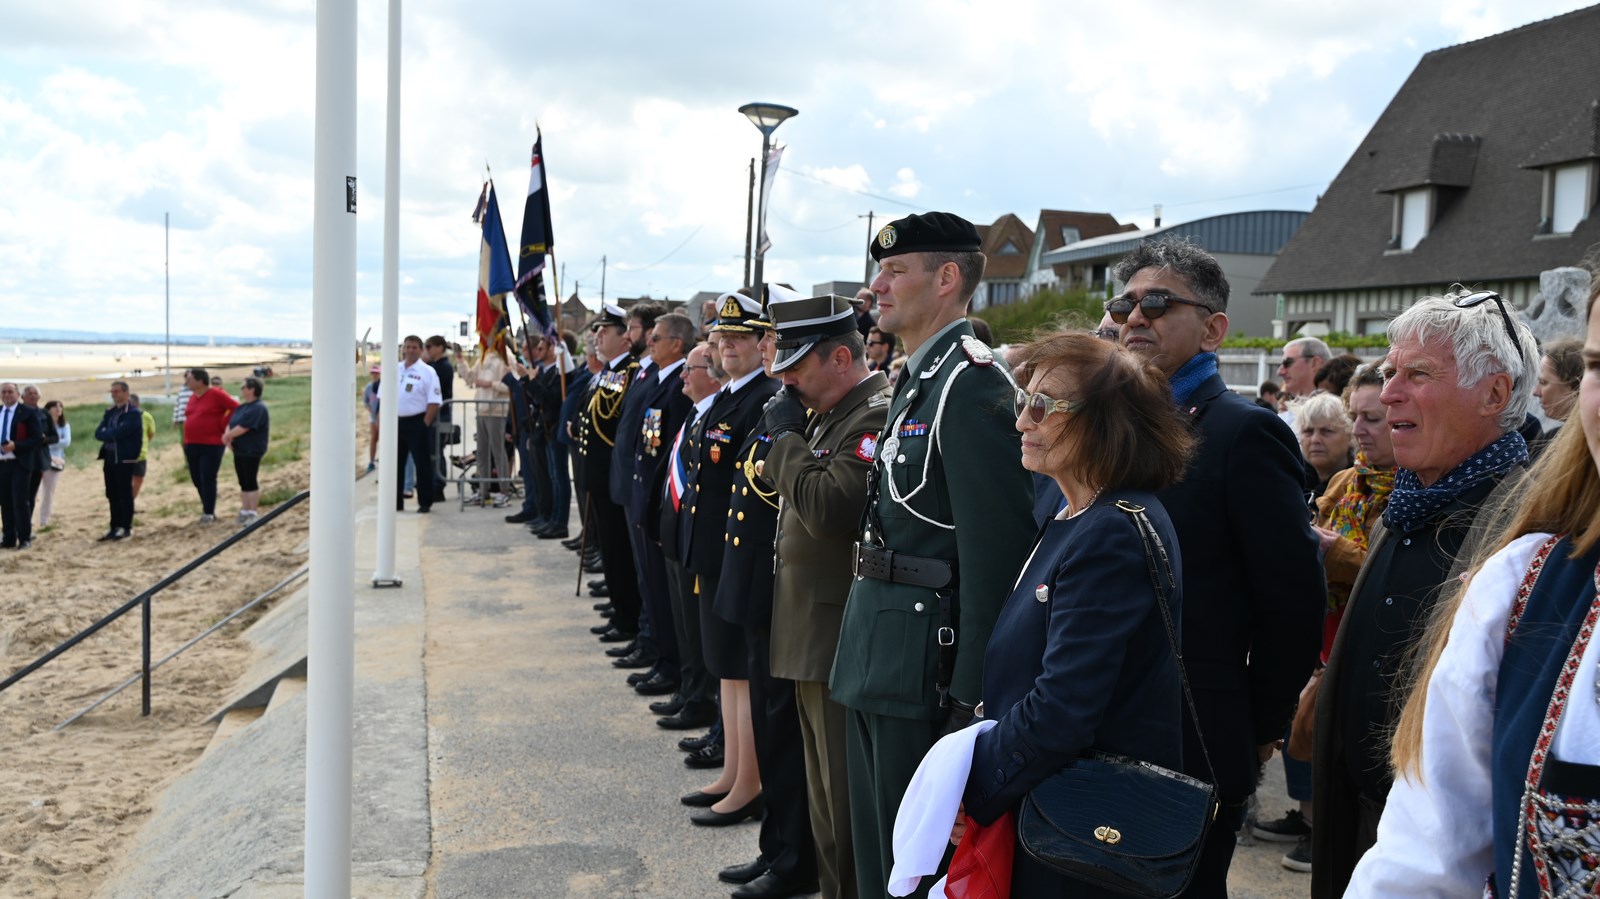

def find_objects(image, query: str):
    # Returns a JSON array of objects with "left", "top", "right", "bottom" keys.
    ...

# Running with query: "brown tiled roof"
[
  {"left": 1029, "top": 210, "right": 1138, "bottom": 278},
  {"left": 980, "top": 213, "right": 1035, "bottom": 280},
  {"left": 1258, "top": 6, "right": 1600, "bottom": 295}
]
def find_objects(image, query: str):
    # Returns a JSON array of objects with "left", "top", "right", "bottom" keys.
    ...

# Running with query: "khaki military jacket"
[
  {"left": 767, "top": 371, "right": 893, "bottom": 683},
  {"left": 828, "top": 321, "right": 1036, "bottom": 720}
]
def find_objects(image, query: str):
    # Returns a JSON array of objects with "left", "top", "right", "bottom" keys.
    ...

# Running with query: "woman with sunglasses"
[{"left": 945, "top": 331, "right": 1196, "bottom": 895}]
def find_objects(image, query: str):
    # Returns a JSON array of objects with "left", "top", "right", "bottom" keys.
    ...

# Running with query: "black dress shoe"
[
  {"left": 598, "top": 627, "right": 636, "bottom": 644},
  {"left": 604, "top": 641, "right": 637, "bottom": 658},
  {"left": 596, "top": 608, "right": 614, "bottom": 619},
  {"left": 626, "top": 669, "right": 655, "bottom": 687},
  {"left": 658, "top": 708, "right": 717, "bottom": 730},
  {"left": 731, "top": 871, "right": 820, "bottom": 899},
  {"left": 690, "top": 794, "right": 762, "bottom": 826},
  {"left": 611, "top": 649, "right": 656, "bottom": 669},
  {"left": 561, "top": 535, "right": 584, "bottom": 549},
  {"left": 504, "top": 510, "right": 537, "bottom": 523},
  {"left": 648, "top": 694, "right": 685, "bottom": 716},
  {"left": 589, "top": 584, "right": 610, "bottom": 597},
  {"left": 717, "top": 856, "right": 769, "bottom": 885},
  {"left": 684, "top": 744, "right": 725, "bottom": 769},
  {"left": 588, "top": 579, "right": 607, "bottom": 589},
  {"left": 680, "top": 789, "right": 729, "bottom": 809},
  {"left": 583, "top": 559, "right": 604, "bottom": 574},
  {"left": 536, "top": 526, "right": 570, "bottom": 539},
  {"left": 592, "top": 602, "right": 613, "bottom": 612},
  {"left": 678, "top": 732, "right": 717, "bottom": 752},
  {"left": 589, "top": 623, "right": 613, "bottom": 635},
  {"left": 633, "top": 672, "right": 680, "bottom": 696}
]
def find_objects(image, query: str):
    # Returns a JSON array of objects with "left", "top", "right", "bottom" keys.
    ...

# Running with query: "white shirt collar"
[
  {"left": 690, "top": 393, "right": 716, "bottom": 423},
  {"left": 656, "top": 358, "right": 685, "bottom": 382},
  {"left": 720, "top": 368, "right": 765, "bottom": 395}
]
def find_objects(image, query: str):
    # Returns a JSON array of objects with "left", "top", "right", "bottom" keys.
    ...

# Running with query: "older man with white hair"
[{"left": 1311, "top": 290, "right": 1538, "bottom": 898}]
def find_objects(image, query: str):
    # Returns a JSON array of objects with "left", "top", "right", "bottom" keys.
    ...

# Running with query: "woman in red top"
[{"left": 181, "top": 367, "right": 239, "bottom": 523}]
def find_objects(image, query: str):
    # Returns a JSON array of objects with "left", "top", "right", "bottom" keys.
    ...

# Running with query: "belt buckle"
[{"left": 937, "top": 626, "right": 955, "bottom": 646}]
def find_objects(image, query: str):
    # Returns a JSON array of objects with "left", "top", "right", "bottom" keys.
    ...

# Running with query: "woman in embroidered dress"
[{"left": 1349, "top": 281, "right": 1600, "bottom": 896}]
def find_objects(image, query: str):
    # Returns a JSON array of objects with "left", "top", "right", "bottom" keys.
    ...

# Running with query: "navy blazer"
[
  {"left": 609, "top": 360, "right": 655, "bottom": 506},
  {"left": 94, "top": 404, "right": 144, "bottom": 464},
  {"left": 681, "top": 374, "right": 780, "bottom": 578},
  {"left": 627, "top": 364, "right": 691, "bottom": 531},
  {"left": 1157, "top": 373, "right": 1324, "bottom": 802},
  {"left": 966, "top": 491, "right": 1185, "bottom": 820},
  {"left": 556, "top": 366, "right": 592, "bottom": 448},
  {"left": 2, "top": 403, "right": 46, "bottom": 471}
]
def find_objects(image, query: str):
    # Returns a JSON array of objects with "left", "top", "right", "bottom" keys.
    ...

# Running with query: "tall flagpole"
[
  {"left": 373, "top": 0, "right": 402, "bottom": 587},
  {"left": 305, "top": 0, "right": 357, "bottom": 895}
]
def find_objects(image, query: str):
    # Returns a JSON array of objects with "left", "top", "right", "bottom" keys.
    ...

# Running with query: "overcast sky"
[{"left": 1, "top": 0, "right": 1590, "bottom": 341}]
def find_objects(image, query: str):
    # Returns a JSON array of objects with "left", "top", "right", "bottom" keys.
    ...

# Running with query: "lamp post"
[{"left": 739, "top": 102, "right": 797, "bottom": 303}]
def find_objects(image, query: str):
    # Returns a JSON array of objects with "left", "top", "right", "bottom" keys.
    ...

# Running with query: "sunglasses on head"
[
  {"left": 1014, "top": 387, "right": 1082, "bottom": 424},
  {"left": 1453, "top": 290, "right": 1525, "bottom": 358},
  {"left": 1103, "top": 291, "right": 1214, "bottom": 324}
]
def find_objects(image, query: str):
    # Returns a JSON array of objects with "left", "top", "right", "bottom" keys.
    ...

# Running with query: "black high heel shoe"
[
  {"left": 690, "top": 794, "right": 764, "bottom": 826},
  {"left": 679, "top": 789, "right": 728, "bottom": 808}
]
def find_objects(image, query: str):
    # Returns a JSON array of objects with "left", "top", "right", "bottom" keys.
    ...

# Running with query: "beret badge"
[{"left": 876, "top": 224, "right": 897, "bottom": 250}]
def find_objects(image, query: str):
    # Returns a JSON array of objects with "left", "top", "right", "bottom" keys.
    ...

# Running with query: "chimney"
[{"left": 1153, "top": 204, "right": 1162, "bottom": 228}]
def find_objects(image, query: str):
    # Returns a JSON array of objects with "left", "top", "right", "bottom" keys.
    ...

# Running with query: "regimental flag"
[
  {"left": 756, "top": 142, "right": 784, "bottom": 258},
  {"left": 514, "top": 128, "right": 558, "bottom": 339},
  {"left": 476, "top": 183, "right": 516, "bottom": 351}
]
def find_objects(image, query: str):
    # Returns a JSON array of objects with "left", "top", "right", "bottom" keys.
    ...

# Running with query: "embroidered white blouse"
[{"left": 1348, "top": 532, "right": 1600, "bottom": 897}]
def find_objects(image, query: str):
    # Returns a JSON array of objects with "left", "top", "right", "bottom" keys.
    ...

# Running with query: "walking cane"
[{"left": 574, "top": 494, "right": 594, "bottom": 597}]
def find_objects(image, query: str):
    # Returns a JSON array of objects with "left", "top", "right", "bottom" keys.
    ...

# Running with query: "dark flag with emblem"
[
  {"left": 514, "top": 129, "right": 557, "bottom": 340},
  {"left": 475, "top": 182, "right": 516, "bottom": 352}
]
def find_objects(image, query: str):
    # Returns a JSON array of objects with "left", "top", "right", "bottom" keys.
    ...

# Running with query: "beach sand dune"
[{"left": 0, "top": 385, "right": 351, "bottom": 898}]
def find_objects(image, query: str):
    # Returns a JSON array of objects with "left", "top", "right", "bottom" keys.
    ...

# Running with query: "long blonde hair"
[{"left": 1390, "top": 284, "right": 1600, "bottom": 778}]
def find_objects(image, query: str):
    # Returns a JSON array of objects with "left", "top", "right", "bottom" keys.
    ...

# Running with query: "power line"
[
  {"left": 611, "top": 226, "right": 704, "bottom": 272},
  {"left": 779, "top": 168, "right": 925, "bottom": 211},
  {"left": 774, "top": 214, "right": 862, "bottom": 233}
]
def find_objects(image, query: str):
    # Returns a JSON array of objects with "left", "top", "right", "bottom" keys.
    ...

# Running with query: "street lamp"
[{"left": 739, "top": 101, "right": 797, "bottom": 305}]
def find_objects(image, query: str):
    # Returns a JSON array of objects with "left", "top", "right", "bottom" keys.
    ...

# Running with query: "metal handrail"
[
  {"left": 439, "top": 397, "right": 522, "bottom": 510},
  {"left": 0, "top": 490, "right": 310, "bottom": 716}
]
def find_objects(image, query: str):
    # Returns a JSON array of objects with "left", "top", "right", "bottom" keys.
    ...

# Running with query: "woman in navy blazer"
[{"left": 961, "top": 331, "right": 1196, "bottom": 896}]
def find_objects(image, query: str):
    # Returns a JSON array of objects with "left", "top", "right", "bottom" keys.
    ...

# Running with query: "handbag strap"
[{"left": 1114, "top": 499, "right": 1219, "bottom": 789}]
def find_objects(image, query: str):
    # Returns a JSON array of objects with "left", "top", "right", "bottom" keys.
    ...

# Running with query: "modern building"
[
  {"left": 1041, "top": 210, "right": 1309, "bottom": 338},
  {"left": 1255, "top": 6, "right": 1600, "bottom": 336}
]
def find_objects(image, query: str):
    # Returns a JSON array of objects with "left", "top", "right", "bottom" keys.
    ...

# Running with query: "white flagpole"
[
  {"left": 305, "top": 0, "right": 357, "bottom": 894},
  {"left": 373, "top": 0, "right": 402, "bottom": 587}
]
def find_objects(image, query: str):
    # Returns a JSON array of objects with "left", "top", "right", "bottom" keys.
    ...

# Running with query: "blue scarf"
[
  {"left": 1168, "top": 352, "right": 1218, "bottom": 407},
  {"left": 1382, "top": 430, "right": 1529, "bottom": 534}
]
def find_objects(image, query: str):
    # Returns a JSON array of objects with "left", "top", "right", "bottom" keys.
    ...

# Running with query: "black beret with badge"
[
  {"left": 869, "top": 211, "right": 983, "bottom": 262},
  {"left": 589, "top": 301, "right": 628, "bottom": 331},
  {"left": 768, "top": 288, "right": 863, "bottom": 373}
]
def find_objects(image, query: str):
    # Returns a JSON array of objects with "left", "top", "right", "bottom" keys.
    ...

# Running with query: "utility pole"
[
  {"left": 859, "top": 211, "right": 875, "bottom": 285},
  {"left": 743, "top": 157, "right": 755, "bottom": 288},
  {"left": 601, "top": 255, "right": 607, "bottom": 302}
]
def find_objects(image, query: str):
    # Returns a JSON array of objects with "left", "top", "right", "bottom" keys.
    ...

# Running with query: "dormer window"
[
  {"left": 1393, "top": 187, "right": 1433, "bottom": 251},
  {"left": 1544, "top": 161, "right": 1597, "bottom": 235},
  {"left": 1060, "top": 226, "right": 1081, "bottom": 245},
  {"left": 997, "top": 240, "right": 1022, "bottom": 256}
]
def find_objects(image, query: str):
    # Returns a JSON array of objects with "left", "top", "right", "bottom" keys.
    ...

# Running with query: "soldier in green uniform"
[
  {"left": 762, "top": 291, "right": 893, "bottom": 899},
  {"left": 829, "top": 212, "right": 1036, "bottom": 897}
]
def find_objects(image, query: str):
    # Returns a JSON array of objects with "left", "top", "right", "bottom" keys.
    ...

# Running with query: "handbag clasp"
[{"left": 1093, "top": 825, "right": 1122, "bottom": 845}]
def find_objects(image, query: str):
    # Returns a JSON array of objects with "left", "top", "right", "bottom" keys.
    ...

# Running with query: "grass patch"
[
  {"left": 976, "top": 287, "right": 1105, "bottom": 346},
  {"left": 260, "top": 485, "right": 301, "bottom": 506},
  {"left": 60, "top": 376, "right": 314, "bottom": 472}
]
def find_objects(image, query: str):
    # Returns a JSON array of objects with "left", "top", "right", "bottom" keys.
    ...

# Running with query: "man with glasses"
[
  {"left": 832, "top": 211, "right": 1035, "bottom": 896},
  {"left": 1107, "top": 239, "right": 1326, "bottom": 896},
  {"left": 1310, "top": 290, "right": 1538, "bottom": 898},
  {"left": 864, "top": 326, "right": 897, "bottom": 376},
  {"left": 1278, "top": 337, "right": 1332, "bottom": 400}
]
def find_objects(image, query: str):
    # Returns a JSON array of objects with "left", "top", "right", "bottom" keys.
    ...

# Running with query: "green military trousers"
[{"left": 844, "top": 706, "right": 948, "bottom": 899}]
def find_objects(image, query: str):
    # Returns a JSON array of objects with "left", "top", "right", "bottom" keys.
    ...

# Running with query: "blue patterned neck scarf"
[
  {"left": 1168, "top": 352, "right": 1218, "bottom": 407},
  {"left": 1382, "top": 430, "right": 1529, "bottom": 534}
]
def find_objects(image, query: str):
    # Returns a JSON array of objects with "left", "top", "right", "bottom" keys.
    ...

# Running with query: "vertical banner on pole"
[{"left": 305, "top": 0, "right": 358, "bottom": 896}]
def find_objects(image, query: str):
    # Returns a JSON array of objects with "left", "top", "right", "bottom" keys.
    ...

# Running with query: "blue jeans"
[{"left": 545, "top": 442, "right": 571, "bottom": 528}]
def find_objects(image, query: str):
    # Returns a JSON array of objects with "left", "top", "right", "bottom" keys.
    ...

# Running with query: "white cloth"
[
  {"left": 396, "top": 360, "right": 442, "bottom": 416},
  {"left": 888, "top": 719, "right": 997, "bottom": 897},
  {"left": 1349, "top": 531, "right": 1600, "bottom": 897}
]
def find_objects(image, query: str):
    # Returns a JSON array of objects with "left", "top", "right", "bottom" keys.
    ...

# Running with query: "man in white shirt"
[{"left": 396, "top": 335, "right": 442, "bottom": 513}]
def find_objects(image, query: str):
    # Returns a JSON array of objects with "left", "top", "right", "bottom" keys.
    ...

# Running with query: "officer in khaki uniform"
[
  {"left": 829, "top": 212, "right": 1036, "bottom": 897},
  {"left": 762, "top": 291, "right": 893, "bottom": 899}
]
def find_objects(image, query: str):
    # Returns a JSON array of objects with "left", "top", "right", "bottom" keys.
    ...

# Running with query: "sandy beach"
[
  {"left": 0, "top": 365, "right": 342, "bottom": 898},
  {"left": 3, "top": 344, "right": 309, "bottom": 409}
]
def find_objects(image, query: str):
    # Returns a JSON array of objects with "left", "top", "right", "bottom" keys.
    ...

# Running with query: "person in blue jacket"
[
  {"left": 960, "top": 331, "right": 1196, "bottom": 896},
  {"left": 94, "top": 380, "right": 145, "bottom": 541}
]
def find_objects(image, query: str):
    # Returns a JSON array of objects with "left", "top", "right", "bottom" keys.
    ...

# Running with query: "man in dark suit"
[
  {"left": 616, "top": 310, "right": 694, "bottom": 696},
  {"left": 579, "top": 303, "right": 643, "bottom": 644},
  {"left": 762, "top": 292, "right": 893, "bottom": 899},
  {"left": 1111, "top": 239, "right": 1325, "bottom": 896},
  {"left": 0, "top": 382, "right": 45, "bottom": 549}
]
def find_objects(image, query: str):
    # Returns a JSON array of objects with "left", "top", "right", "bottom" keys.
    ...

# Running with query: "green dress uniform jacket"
[
  {"left": 829, "top": 321, "right": 1036, "bottom": 720},
  {"left": 767, "top": 371, "right": 893, "bottom": 683}
]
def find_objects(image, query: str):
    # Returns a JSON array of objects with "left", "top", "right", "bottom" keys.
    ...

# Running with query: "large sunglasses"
[
  {"left": 1453, "top": 290, "right": 1524, "bottom": 358},
  {"left": 1014, "top": 387, "right": 1082, "bottom": 423},
  {"left": 1104, "top": 291, "right": 1214, "bottom": 324}
]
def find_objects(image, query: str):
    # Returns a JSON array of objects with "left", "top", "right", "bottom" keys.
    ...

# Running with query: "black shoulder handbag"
[{"left": 1015, "top": 500, "right": 1219, "bottom": 898}]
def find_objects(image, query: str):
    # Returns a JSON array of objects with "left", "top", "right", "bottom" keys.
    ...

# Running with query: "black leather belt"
[{"left": 853, "top": 543, "right": 955, "bottom": 589}]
